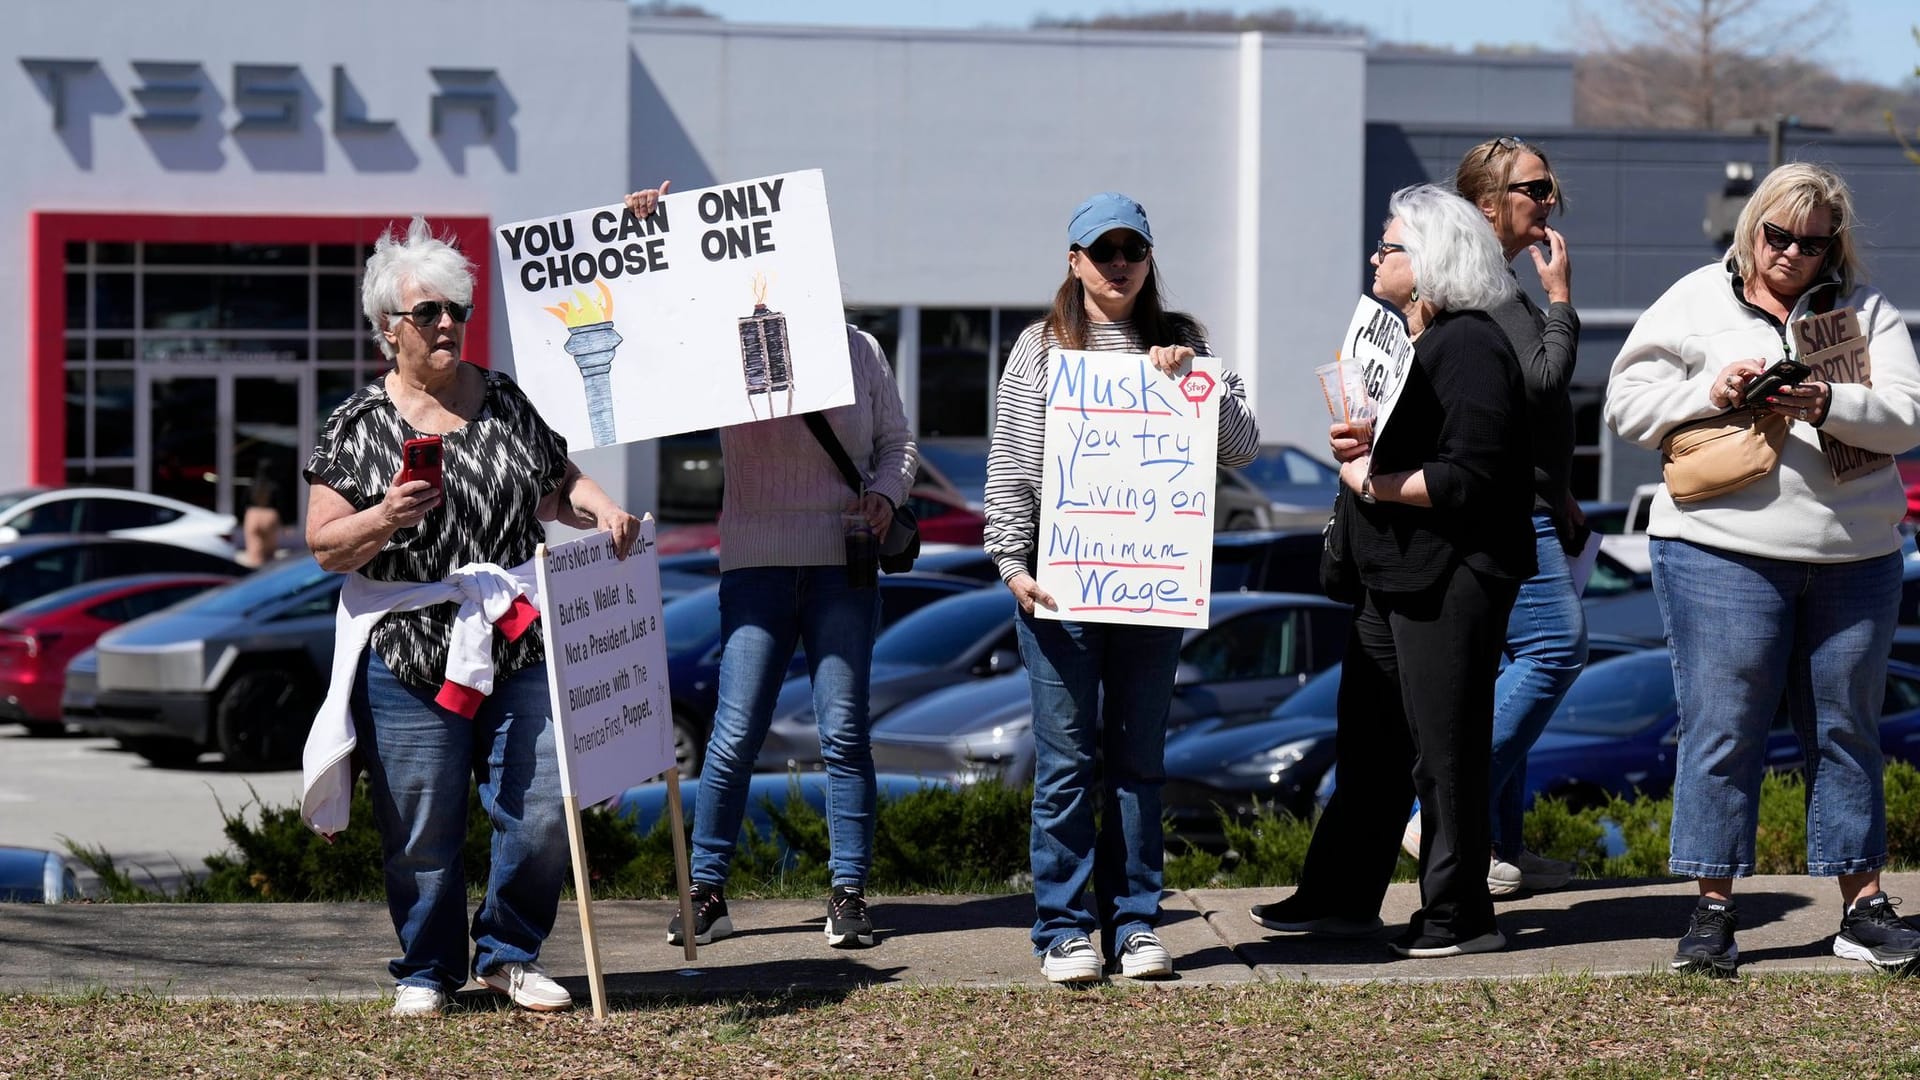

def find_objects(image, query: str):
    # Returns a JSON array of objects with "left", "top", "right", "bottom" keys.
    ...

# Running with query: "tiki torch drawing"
[
  {"left": 739, "top": 273, "right": 794, "bottom": 419},
  {"left": 544, "top": 280, "right": 622, "bottom": 447}
]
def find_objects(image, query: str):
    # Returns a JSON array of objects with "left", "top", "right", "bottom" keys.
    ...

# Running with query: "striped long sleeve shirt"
[{"left": 982, "top": 318, "right": 1262, "bottom": 584}]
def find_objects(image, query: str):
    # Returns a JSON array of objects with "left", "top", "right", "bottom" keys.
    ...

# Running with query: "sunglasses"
[
  {"left": 1076, "top": 237, "right": 1152, "bottom": 264},
  {"left": 1761, "top": 221, "right": 1834, "bottom": 259},
  {"left": 1507, "top": 178, "right": 1556, "bottom": 202},
  {"left": 387, "top": 300, "right": 473, "bottom": 328},
  {"left": 1374, "top": 240, "right": 1407, "bottom": 260},
  {"left": 1480, "top": 135, "right": 1526, "bottom": 163}
]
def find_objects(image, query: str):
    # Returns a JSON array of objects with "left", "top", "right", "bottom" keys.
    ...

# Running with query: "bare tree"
[
  {"left": 1890, "top": 27, "right": 1920, "bottom": 165},
  {"left": 1573, "top": 0, "right": 1839, "bottom": 129}
]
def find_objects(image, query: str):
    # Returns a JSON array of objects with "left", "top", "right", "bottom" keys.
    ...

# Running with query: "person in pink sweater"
[{"left": 622, "top": 185, "right": 917, "bottom": 952}]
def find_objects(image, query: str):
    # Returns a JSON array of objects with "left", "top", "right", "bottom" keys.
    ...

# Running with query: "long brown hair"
[{"left": 1042, "top": 255, "right": 1204, "bottom": 350}]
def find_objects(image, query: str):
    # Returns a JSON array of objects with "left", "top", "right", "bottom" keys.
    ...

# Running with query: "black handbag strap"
[{"left": 804, "top": 412, "right": 866, "bottom": 497}]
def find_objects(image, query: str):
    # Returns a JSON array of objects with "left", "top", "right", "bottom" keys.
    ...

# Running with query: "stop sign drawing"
[{"left": 1179, "top": 370, "right": 1216, "bottom": 417}]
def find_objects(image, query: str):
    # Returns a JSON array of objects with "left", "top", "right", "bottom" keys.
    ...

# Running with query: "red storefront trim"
[{"left": 28, "top": 213, "right": 491, "bottom": 486}]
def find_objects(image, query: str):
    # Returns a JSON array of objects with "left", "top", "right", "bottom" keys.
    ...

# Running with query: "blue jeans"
[
  {"left": 1488, "top": 515, "right": 1589, "bottom": 858},
  {"left": 692, "top": 566, "right": 881, "bottom": 888},
  {"left": 1652, "top": 538, "right": 1900, "bottom": 877},
  {"left": 353, "top": 652, "right": 567, "bottom": 994},
  {"left": 1015, "top": 609, "right": 1183, "bottom": 960}
]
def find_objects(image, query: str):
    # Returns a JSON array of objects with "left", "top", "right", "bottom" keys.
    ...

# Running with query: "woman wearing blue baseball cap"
[{"left": 983, "top": 192, "right": 1262, "bottom": 982}]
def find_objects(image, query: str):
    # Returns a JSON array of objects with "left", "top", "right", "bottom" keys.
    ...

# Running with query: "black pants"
[{"left": 1297, "top": 563, "right": 1519, "bottom": 945}]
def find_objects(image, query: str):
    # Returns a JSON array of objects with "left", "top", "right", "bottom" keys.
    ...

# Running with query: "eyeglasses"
[
  {"left": 1374, "top": 241, "right": 1407, "bottom": 260},
  {"left": 1761, "top": 221, "right": 1834, "bottom": 259},
  {"left": 1507, "top": 178, "right": 1556, "bottom": 202},
  {"left": 387, "top": 300, "right": 473, "bottom": 328},
  {"left": 1076, "top": 237, "right": 1152, "bottom": 264}
]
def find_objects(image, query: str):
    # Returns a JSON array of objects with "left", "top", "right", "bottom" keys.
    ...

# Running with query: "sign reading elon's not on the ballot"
[{"left": 494, "top": 169, "right": 856, "bottom": 448}]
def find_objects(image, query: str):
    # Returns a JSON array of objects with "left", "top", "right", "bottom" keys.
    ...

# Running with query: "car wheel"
[
  {"left": 215, "top": 668, "right": 317, "bottom": 771},
  {"left": 673, "top": 710, "right": 706, "bottom": 778},
  {"left": 121, "top": 737, "right": 203, "bottom": 768}
]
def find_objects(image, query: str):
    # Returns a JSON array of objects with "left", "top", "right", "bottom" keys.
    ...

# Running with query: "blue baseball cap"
[{"left": 1068, "top": 192, "right": 1153, "bottom": 249}]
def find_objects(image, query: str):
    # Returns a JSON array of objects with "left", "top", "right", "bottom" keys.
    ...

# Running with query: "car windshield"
[
  {"left": 872, "top": 590, "right": 1010, "bottom": 667},
  {"left": 1236, "top": 446, "right": 1336, "bottom": 490},
  {"left": 171, "top": 557, "right": 333, "bottom": 616},
  {"left": 9, "top": 577, "right": 162, "bottom": 616},
  {"left": 1274, "top": 664, "right": 1342, "bottom": 718},
  {"left": 664, "top": 587, "right": 723, "bottom": 652},
  {"left": 1545, "top": 651, "right": 1676, "bottom": 737}
]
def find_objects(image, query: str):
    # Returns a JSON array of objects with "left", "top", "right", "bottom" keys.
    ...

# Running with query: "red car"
[
  {"left": 0, "top": 574, "right": 234, "bottom": 731},
  {"left": 903, "top": 486, "right": 986, "bottom": 546}
]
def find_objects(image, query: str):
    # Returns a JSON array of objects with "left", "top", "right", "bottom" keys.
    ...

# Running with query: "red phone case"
[{"left": 401, "top": 436, "right": 443, "bottom": 488}]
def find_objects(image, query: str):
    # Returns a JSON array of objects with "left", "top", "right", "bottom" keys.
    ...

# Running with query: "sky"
[{"left": 677, "top": 1, "right": 1920, "bottom": 89}]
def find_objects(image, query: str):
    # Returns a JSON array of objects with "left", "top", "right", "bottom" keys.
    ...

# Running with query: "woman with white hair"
[
  {"left": 302, "top": 216, "right": 639, "bottom": 1016},
  {"left": 1250, "top": 184, "right": 1535, "bottom": 958}
]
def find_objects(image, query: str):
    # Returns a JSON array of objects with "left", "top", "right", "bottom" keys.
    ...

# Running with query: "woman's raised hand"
[
  {"left": 1531, "top": 227, "right": 1572, "bottom": 305},
  {"left": 623, "top": 180, "right": 672, "bottom": 218}
]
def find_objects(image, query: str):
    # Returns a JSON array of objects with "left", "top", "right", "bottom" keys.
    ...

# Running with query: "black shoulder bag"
[
  {"left": 804, "top": 413, "right": 920, "bottom": 573},
  {"left": 1318, "top": 487, "right": 1361, "bottom": 605}
]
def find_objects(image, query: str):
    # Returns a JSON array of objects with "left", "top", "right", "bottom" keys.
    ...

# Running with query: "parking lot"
[{"left": 0, "top": 729, "right": 301, "bottom": 892}]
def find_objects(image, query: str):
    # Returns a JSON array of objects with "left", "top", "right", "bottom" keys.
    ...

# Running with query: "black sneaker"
[
  {"left": 1671, "top": 897, "right": 1738, "bottom": 977},
  {"left": 825, "top": 884, "right": 875, "bottom": 948},
  {"left": 666, "top": 881, "right": 733, "bottom": 946},
  {"left": 1834, "top": 893, "right": 1920, "bottom": 973},
  {"left": 1249, "top": 894, "right": 1383, "bottom": 938}
]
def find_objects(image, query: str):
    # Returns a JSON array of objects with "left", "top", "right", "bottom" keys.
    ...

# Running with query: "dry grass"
[{"left": 5, "top": 976, "right": 1920, "bottom": 1079}]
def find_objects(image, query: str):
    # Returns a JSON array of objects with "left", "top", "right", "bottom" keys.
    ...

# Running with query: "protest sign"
[
  {"left": 1335, "top": 295, "right": 1415, "bottom": 449},
  {"left": 1035, "top": 350, "right": 1220, "bottom": 629},
  {"left": 1793, "top": 307, "right": 1891, "bottom": 483},
  {"left": 537, "top": 520, "right": 693, "bottom": 1014},
  {"left": 495, "top": 170, "right": 855, "bottom": 448}
]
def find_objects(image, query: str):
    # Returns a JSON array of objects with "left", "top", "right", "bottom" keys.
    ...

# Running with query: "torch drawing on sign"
[
  {"left": 739, "top": 273, "right": 794, "bottom": 418},
  {"left": 545, "top": 280, "right": 623, "bottom": 447}
]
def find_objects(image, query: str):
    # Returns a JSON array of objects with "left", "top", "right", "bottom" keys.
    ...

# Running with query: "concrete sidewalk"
[{"left": 2, "top": 874, "right": 1913, "bottom": 1002}]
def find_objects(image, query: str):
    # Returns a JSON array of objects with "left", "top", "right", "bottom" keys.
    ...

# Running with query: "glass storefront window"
[
  {"left": 919, "top": 308, "right": 991, "bottom": 438},
  {"left": 144, "top": 273, "right": 311, "bottom": 331},
  {"left": 845, "top": 306, "right": 900, "bottom": 370},
  {"left": 94, "top": 370, "right": 134, "bottom": 459}
]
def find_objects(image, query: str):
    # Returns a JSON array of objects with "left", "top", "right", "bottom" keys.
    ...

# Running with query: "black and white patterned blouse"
[{"left": 304, "top": 365, "right": 569, "bottom": 691}]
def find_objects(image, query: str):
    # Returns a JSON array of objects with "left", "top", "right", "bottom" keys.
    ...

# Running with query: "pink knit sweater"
[{"left": 717, "top": 327, "right": 917, "bottom": 571}]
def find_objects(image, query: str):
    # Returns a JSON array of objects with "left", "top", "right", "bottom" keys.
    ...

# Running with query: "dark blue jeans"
[
  {"left": 1015, "top": 609, "right": 1183, "bottom": 961},
  {"left": 1653, "top": 538, "right": 1900, "bottom": 877},
  {"left": 692, "top": 566, "right": 881, "bottom": 888},
  {"left": 353, "top": 652, "right": 566, "bottom": 994}
]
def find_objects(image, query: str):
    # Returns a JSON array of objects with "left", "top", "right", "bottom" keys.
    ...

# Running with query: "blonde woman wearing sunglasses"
[{"left": 1605, "top": 162, "right": 1920, "bottom": 977}]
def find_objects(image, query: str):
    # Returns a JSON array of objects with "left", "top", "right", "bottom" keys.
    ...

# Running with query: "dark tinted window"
[
  {"left": 1182, "top": 608, "right": 1300, "bottom": 681},
  {"left": 6, "top": 500, "right": 81, "bottom": 535},
  {"left": 117, "top": 583, "right": 220, "bottom": 620},
  {"left": 1546, "top": 652, "right": 1675, "bottom": 737},
  {"left": 99, "top": 543, "right": 237, "bottom": 579},
  {"left": 81, "top": 498, "right": 181, "bottom": 532},
  {"left": 0, "top": 549, "right": 88, "bottom": 609},
  {"left": 174, "top": 557, "right": 328, "bottom": 616},
  {"left": 876, "top": 580, "right": 971, "bottom": 628}
]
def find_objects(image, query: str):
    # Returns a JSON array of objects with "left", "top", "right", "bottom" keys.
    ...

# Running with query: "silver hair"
[
  {"left": 360, "top": 216, "right": 476, "bottom": 360},
  {"left": 1386, "top": 184, "right": 1515, "bottom": 313}
]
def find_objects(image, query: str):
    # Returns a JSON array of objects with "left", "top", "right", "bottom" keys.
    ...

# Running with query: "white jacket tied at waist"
[{"left": 300, "top": 558, "right": 543, "bottom": 835}]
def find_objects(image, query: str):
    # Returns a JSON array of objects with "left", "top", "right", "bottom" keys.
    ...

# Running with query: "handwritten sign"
[
  {"left": 537, "top": 524, "right": 674, "bottom": 807},
  {"left": 1035, "top": 350, "right": 1220, "bottom": 629},
  {"left": 495, "top": 169, "right": 855, "bottom": 448},
  {"left": 1793, "top": 307, "right": 1890, "bottom": 483},
  {"left": 1338, "top": 295, "right": 1415, "bottom": 448}
]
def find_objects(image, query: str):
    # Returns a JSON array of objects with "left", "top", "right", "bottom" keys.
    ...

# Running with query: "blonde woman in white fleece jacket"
[
  {"left": 1604, "top": 162, "right": 1920, "bottom": 978},
  {"left": 622, "top": 185, "right": 917, "bottom": 955}
]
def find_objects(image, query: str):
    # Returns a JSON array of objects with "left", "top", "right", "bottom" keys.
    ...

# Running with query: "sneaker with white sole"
[
  {"left": 1389, "top": 929, "right": 1507, "bottom": 959},
  {"left": 1487, "top": 856, "right": 1524, "bottom": 897},
  {"left": 825, "top": 884, "right": 876, "bottom": 948},
  {"left": 389, "top": 984, "right": 448, "bottom": 1017},
  {"left": 477, "top": 961, "right": 573, "bottom": 1012},
  {"left": 667, "top": 881, "right": 733, "bottom": 946},
  {"left": 1671, "top": 897, "right": 1739, "bottom": 977},
  {"left": 1249, "top": 895, "right": 1384, "bottom": 938},
  {"left": 1040, "top": 935, "right": 1104, "bottom": 983},
  {"left": 1116, "top": 931, "right": 1174, "bottom": 978},
  {"left": 1833, "top": 893, "right": 1920, "bottom": 973}
]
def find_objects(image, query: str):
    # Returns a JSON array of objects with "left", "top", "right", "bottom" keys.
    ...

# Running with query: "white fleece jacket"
[
  {"left": 1604, "top": 262, "right": 1920, "bottom": 563},
  {"left": 300, "top": 558, "right": 543, "bottom": 835}
]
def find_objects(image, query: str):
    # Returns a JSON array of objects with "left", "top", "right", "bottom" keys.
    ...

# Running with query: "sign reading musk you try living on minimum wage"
[
  {"left": 537, "top": 525, "right": 675, "bottom": 807},
  {"left": 1036, "top": 350, "right": 1222, "bottom": 629},
  {"left": 495, "top": 169, "right": 856, "bottom": 448}
]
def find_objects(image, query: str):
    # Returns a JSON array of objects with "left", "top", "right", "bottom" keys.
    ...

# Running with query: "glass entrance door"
[{"left": 142, "top": 367, "right": 312, "bottom": 526}]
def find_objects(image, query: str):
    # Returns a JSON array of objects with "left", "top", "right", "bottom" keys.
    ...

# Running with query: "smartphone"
[
  {"left": 1741, "top": 357, "right": 1812, "bottom": 403},
  {"left": 400, "top": 435, "right": 444, "bottom": 490}
]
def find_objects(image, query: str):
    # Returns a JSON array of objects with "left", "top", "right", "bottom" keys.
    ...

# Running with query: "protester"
[
  {"left": 1604, "top": 162, "right": 1920, "bottom": 976},
  {"left": 984, "top": 192, "right": 1260, "bottom": 982},
  {"left": 1444, "top": 136, "right": 1587, "bottom": 896},
  {"left": 622, "top": 185, "right": 917, "bottom": 953},
  {"left": 1249, "top": 184, "right": 1532, "bottom": 958},
  {"left": 301, "top": 216, "right": 639, "bottom": 1017}
]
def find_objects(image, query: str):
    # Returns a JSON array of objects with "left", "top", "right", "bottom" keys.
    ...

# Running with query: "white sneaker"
[
  {"left": 1040, "top": 935, "right": 1103, "bottom": 983},
  {"left": 1488, "top": 856, "right": 1524, "bottom": 897},
  {"left": 477, "top": 961, "right": 573, "bottom": 1012},
  {"left": 1116, "top": 931, "right": 1174, "bottom": 978},
  {"left": 1516, "top": 850, "right": 1574, "bottom": 891},
  {"left": 390, "top": 985, "right": 448, "bottom": 1017}
]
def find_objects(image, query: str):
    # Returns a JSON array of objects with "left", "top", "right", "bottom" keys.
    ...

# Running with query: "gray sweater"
[{"left": 1484, "top": 284, "right": 1580, "bottom": 551}]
